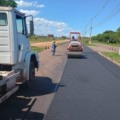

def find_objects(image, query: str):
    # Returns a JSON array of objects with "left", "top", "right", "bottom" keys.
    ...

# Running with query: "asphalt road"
[
  {"left": 44, "top": 46, "right": 120, "bottom": 120},
  {"left": 1, "top": 44, "right": 120, "bottom": 120}
]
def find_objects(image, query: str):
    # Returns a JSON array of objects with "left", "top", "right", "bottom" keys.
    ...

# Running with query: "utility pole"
[
  {"left": 89, "top": 19, "right": 93, "bottom": 44},
  {"left": 83, "top": 26, "right": 86, "bottom": 43}
]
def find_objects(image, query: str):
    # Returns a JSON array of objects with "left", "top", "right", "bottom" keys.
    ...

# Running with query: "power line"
[
  {"left": 84, "top": 0, "right": 111, "bottom": 37},
  {"left": 89, "top": 0, "right": 111, "bottom": 44},
  {"left": 93, "top": 0, "right": 111, "bottom": 19},
  {"left": 93, "top": 2, "right": 120, "bottom": 28}
]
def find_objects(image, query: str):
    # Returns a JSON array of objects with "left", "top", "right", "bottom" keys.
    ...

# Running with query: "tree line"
[
  {"left": 0, "top": 0, "right": 17, "bottom": 8},
  {"left": 92, "top": 27, "right": 120, "bottom": 43}
]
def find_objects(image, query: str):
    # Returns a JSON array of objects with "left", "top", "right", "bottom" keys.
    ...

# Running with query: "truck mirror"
[{"left": 30, "top": 20, "right": 34, "bottom": 36}]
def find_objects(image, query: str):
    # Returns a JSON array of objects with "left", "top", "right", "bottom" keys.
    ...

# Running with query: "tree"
[
  {"left": 117, "top": 27, "right": 120, "bottom": 32},
  {"left": 0, "top": 0, "right": 17, "bottom": 8},
  {"left": 61, "top": 36, "right": 67, "bottom": 39},
  {"left": 103, "top": 30, "right": 114, "bottom": 34}
]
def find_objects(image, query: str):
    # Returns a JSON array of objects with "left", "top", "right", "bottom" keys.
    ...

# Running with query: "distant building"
[{"left": 48, "top": 34, "right": 54, "bottom": 38}]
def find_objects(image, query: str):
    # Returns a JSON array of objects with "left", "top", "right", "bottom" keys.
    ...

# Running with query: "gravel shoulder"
[{"left": 89, "top": 45, "right": 114, "bottom": 53}]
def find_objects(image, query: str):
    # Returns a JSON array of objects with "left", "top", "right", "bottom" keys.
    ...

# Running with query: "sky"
[{"left": 15, "top": 0, "right": 120, "bottom": 37}]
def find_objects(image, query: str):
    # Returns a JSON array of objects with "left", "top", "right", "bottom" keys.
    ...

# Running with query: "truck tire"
[{"left": 29, "top": 61, "right": 35, "bottom": 81}]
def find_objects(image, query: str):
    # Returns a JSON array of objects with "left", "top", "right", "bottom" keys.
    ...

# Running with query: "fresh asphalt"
[
  {"left": 44, "top": 46, "right": 120, "bottom": 120},
  {"left": 1, "top": 45, "right": 120, "bottom": 120}
]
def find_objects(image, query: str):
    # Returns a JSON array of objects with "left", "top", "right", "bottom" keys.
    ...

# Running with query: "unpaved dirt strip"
[
  {"left": 89, "top": 45, "right": 114, "bottom": 53},
  {"left": 28, "top": 43, "right": 68, "bottom": 117},
  {"left": 31, "top": 40, "right": 68, "bottom": 47}
]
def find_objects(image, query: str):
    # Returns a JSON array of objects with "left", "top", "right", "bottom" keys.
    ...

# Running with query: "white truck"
[{"left": 0, "top": 6, "right": 39, "bottom": 103}]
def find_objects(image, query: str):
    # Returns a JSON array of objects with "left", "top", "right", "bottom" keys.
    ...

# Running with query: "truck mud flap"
[{"left": 0, "top": 86, "right": 19, "bottom": 104}]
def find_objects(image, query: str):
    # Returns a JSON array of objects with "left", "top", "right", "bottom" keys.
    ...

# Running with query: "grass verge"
[
  {"left": 101, "top": 52, "right": 120, "bottom": 63},
  {"left": 31, "top": 46, "right": 45, "bottom": 52}
]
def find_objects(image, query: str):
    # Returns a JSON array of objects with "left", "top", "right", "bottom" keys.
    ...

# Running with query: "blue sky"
[{"left": 15, "top": 0, "right": 120, "bottom": 37}]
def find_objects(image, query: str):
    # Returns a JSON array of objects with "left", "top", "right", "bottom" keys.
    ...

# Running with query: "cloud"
[
  {"left": 33, "top": 17, "right": 70, "bottom": 36},
  {"left": 34, "top": 18, "right": 67, "bottom": 29},
  {"left": 15, "top": 0, "right": 45, "bottom": 8},
  {"left": 15, "top": 0, "right": 73, "bottom": 36},
  {"left": 16, "top": 11, "right": 76, "bottom": 36},
  {"left": 20, "top": 9, "right": 40, "bottom": 16}
]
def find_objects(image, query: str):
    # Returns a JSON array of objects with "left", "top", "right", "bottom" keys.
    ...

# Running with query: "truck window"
[
  {"left": 0, "top": 13, "right": 7, "bottom": 26},
  {"left": 16, "top": 15, "right": 27, "bottom": 35}
]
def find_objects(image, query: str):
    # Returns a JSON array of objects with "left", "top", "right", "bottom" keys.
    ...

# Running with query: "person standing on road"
[{"left": 52, "top": 41, "right": 57, "bottom": 56}]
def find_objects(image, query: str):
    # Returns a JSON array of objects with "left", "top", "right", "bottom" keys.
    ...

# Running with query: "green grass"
[
  {"left": 91, "top": 40, "right": 120, "bottom": 47},
  {"left": 83, "top": 38, "right": 120, "bottom": 47},
  {"left": 31, "top": 46, "right": 45, "bottom": 52},
  {"left": 101, "top": 52, "right": 120, "bottom": 63},
  {"left": 30, "top": 36, "right": 66, "bottom": 43},
  {"left": 82, "top": 38, "right": 95, "bottom": 46},
  {"left": 30, "top": 37, "right": 53, "bottom": 43}
]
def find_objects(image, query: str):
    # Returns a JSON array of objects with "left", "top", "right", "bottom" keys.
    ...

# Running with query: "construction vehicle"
[
  {"left": 0, "top": 6, "right": 39, "bottom": 103},
  {"left": 67, "top": 32, "right": 83, "bottom": 58}
]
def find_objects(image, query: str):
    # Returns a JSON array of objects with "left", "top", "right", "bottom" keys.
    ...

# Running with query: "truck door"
[
  {"left": 16, "top": 14, "right": 30, "bottom": 63},
  {"left": 0, "top": 12, "right": 12, "bottom": 64}
]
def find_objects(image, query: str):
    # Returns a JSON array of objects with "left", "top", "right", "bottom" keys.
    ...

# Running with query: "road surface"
[
  {"left": 1, "top": 44, "right": 120, "bottom": 120},
  {"left": 44, "top": 46, "right": 120, "bottom": 120}
]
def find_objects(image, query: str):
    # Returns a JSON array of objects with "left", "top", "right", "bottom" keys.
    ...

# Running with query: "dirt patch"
[
  {"left": 31, "top": 40, "right": 68, "bottom": 47},
  {"left": 89, "top": 45, "right": 114, "bottom": 53}
]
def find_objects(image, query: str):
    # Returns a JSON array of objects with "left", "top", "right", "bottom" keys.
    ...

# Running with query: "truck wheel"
[{"left": 29, "top": 61, "right": 35, "bottom": 81}]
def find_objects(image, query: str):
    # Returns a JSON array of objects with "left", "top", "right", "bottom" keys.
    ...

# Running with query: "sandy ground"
[
  {"left": 89, "top": 45, "right": 114, "bottom": 53},
  {"left": 29, "top": 43, "right": 68, "bottom": 115},
  {"left": 31, "top": 41, "right": 54, "bottom": 47},
  {"left": 31, "top": 40, "right": 68, "bottom": 47}
]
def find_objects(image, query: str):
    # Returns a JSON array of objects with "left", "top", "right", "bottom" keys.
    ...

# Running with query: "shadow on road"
[
  {"left": 68, "top": 54, "right": 87, "bottom": 59},
  {"left": 0, "top": 76, "right": 58, "bottom": 120},
  {"left": 21, "top": 76, "right": 58, "bottom": 96}
]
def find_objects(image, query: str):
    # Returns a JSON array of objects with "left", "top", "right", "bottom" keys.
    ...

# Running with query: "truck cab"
[{"left": 0, "top": 6, "right": 39, "bottom": 102}]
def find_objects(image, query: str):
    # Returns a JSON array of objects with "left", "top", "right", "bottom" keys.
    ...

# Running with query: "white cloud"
[
  {"left": 15, "top": 0, "right": 45, "bottom": 8},
  {"left": 20, "top": 9, "right": 40, "bottom": 16},
  {"left": 15, "top": 0, "right": 78, "bottom": 36},
  {"left": 34, "top": 18, "right": 67, "bottom": 28},
  {"left": 33, "top": 17, "right": 72, "bottom": 36},
  {"left": 36, "top": 4, "right": 45, "bottom": 8}
]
